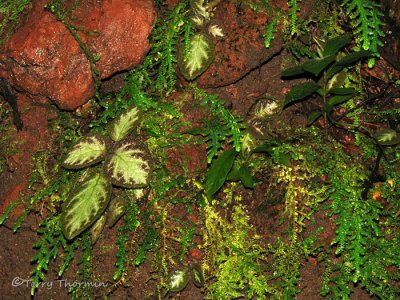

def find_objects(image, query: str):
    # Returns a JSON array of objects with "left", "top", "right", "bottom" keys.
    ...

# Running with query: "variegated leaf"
[
  {"left": 63, "top": 134, "right": 107, "bottom": 169},
  {"left": 61, "top": 173, "right": 111, "bottom": 240},
  {"left": 109, "top": 106, "right": 142, "bottom": 142},
  {"left": 107, "top": 195, "right": 128, "bottom": 227},
  {"left": 178, "top": 33, "right": 215, "bottom": 80},
  {"left": 91, "top": 214, "right": 106, "bottom": 245},
  {"left": 104, "top": 138, "right": 151, "bottom": 188},
  {"left": 168, "top": 267, "right": 190, "bottom": 292}
]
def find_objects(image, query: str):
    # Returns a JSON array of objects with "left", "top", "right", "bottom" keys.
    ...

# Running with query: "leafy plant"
[
  {"left": 61, "top": 105, "right": 151, "bottom": 240},
  {"left": 281, "top": 33, "right": 371, "bottom": 126},
  {"left": 342, "top": 0, "right": 385, "bottom": 67}
]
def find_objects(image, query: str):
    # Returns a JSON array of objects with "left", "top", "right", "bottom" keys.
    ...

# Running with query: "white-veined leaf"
[
  {"left": 109, "top": 106, "right": 142, "bottom": 142},
  {"left": 168, "top": 267, "right": 190, "bottom": 292},
  {"left": 179, "top": 33, "right": 215, "bottom": 80},
  {"left": 104, "top": 138, "right": 151, "bottom": 188},
  {"left": 61, "top": 173, "right": 111, "bottom": 240},
  {"left": 91, "top": 214, "right": 106, "bottom": 245},
  {"left": 373, "top": 129, "right": 400, "bottom": 146},
  {"left": 63, "top": 134, "right": 107, "bottom": 169}
]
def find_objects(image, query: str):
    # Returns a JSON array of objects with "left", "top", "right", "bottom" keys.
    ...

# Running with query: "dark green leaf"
[
  {"left": 205, "top": 149, "right": 238, "bottom": 198},
  {"left": 284, "top": 82, "right": 321, "bottom": 107},
  {"left": 323, "top": 34, "right": 352, "bottom": 57},
  {"left": 226, "top": 162, "right": 241, "bottom": 181},
  {"left": 329, "top": 88, "right": 356, "bottom": 95},
  {"left": 250, "top": 144, "right": 274, "bottom": 155},
  {"left": 281, "top": 65, "right": 305, "bottom": 77},
  {"left": 239, "top": 166, "right": 254, "bottom": 188},
  {"left": 307, "top": 111, "right": 323, "bottom": 126},
  {"left": 326, "top": 50, "right": 372, "bottom": 78},
  {"left": 302, "top": 55, "right": 336, "bottom": 77},
  {"left": 325, "top": 94, "right": 354, "bottom": 113}
]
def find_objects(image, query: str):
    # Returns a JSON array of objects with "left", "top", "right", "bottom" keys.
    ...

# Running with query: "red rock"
[
  {"left": 73, "top": 0, "right": 157, "bottom": 79},
  {"left": 0, "top": 0, "right": 156, "bottom": 110}
]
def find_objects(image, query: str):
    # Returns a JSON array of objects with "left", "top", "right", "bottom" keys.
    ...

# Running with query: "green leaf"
[
  {"left": 302, "top": 55, "right": 336, "bottom": 77},
  {"left": 178, "top": 33, "right": 215, "bottom": 80},
  {"left": 284, "top": 82, "right": 321, "bottom": 107},
  {"left": 372, "top": 129, "right": 400, "bottom": 146},
  {"left": 205, "top": 149, "right": 238, "bottom": 198},
  {"left": 325, "top": 71, "right": 346, "bottom": 92},
  {"left": 61, "top": 173, "right": 111, "bottom": 240},
  {"left": 329, "top": 87, "right": 356, "bottom": 95},
  {"left": 168, "top": 267, "right": 190, "bottom": 292},
  {"left": 323, "top": 34, "right": 352, "bottom": 57},
  {"left": 107, "top": 195, "right": 128, "bottom": 227},
  {"left": 325, "top": 94, "right": 354, "bottom": 113},
  {"left": 91, "top": 214, "right": 106, "bottom": 245},
  {"left": 63, "top": 134, "right": 107, "bottom": 169},
  {"left": 109, "top": 105, "right": 142, "bottom": 142},
  {"left": 239, "top": 166, "right": 254, "bottom": 188},
  {"left": 104, "top": 138, "right": 151, "bottom": 188},
  {"left": 326, "top": 50, "right": 372, "bottom": 78},
  {"left": 192, "top": 264, "right": 205, "bottom": 287},
  {"left": 281, "top": 65, "right": 305, "bottom": 77},
  {"left": 307, "top": 111, "right": 323, "bottom": 126}
]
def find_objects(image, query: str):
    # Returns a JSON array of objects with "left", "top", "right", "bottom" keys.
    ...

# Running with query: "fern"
[
  {"left": 142, "top": 2, "right": 189, "bottom": 95},
  {"left": 30, "top": 216, "right": 66, "bottom": 295},
  {"left": 191, "top": 85, "right": 243, "bottom": 163},
  {"left": 113, "top": 201, "right": 140, "bottom": 280},
  {"left": 342, "top": 0, "right": 385, "bottom": 67},
  {"left": 288, "top": 0, "right": 300, "bottom": 35}
]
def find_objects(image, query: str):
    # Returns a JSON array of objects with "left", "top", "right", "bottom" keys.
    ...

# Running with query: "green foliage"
[
  {"left": 282, "top": 34, "right": 371, "bottom": 126},
  {"left": 30, "top": 216, "right": 69, "bottom": 295},
  {"left": 342, "top": 0, "right": 385, "bottom": 67},
  {"left": 0, "top": 0, "right": 30, "bottom": 44},
  {"left": 113, "top": 200, "right": 140, "bottom": 280},
  {"left": 137, "top": 2, "right": 189, "bottom": 95},
  {"left": 204, "top": 200, "right": 275, "bottom": 299},
  {"left": 188, "top": 85, "right": 243, "bottom": 163},
  {"left": 61, "top": 106, "right": 151, "bottom": 240}
]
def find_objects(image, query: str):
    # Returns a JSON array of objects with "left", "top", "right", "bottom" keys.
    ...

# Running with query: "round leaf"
[{"left": 104, "top": 138, "right": 151, "bottom": 188}]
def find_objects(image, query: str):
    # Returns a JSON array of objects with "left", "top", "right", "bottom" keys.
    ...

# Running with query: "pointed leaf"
[
  {"left": 284, "top": 82, "right": 321, "bottom": 107},
  {"left": 307, "top": 111, "right": 323, "bottom": 126},
  {"left": 63, "top": 134, "right": 107, "bottom": 169},
  {"left": 109, "top": 106, "right": 142, "bottom": 142},
  {"left": 178, "top": 33, "right": 215, "bottom": 80},
  {"left": 61, "top": 173, "right": 111, "bottom": 240},
  {"left": 302, "top": 55, "right": 336, "bottom": 77},
  {"left": 323, "top": 34, "right": 352, "bottom": 56},
  {"left": 326, "top": 50, "right": 372, "bottom": 78},
  {"left": 205, "top": 149, "right": 238, "bottom": 198},
  {"left": 91, "top": 215, "right": 106, "bottom": 245},
  {"left": 372, "top": 129, "right": 400, "bottom": 146},
  {"left": 281, "top": 65, "right": 305, "bottom": 77},
  {"left": 107, "top": 195, "right": 128, "bottom": 227},
  {"left": 104, "top": 138, "right": 151, "bottom": 188}
]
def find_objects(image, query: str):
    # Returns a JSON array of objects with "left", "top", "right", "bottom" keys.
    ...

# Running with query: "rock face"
[{"left": 0, "top": 0, "right": 156, "bottom": 110}]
